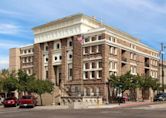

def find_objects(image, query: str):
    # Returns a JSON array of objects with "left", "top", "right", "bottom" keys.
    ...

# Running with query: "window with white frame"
[
  {"left": 90, "top": 71, "right": 95, "bottom": 79},
  {"left": 91, "top": 36, "right": 96, "bottom": 41},
  {"left": 84, "top": 37, "right": 90, "bottom": 43},
  {"left": 67, "top": 39, "right": 73, "bottom": 47},
  {"left": 110, "top": 47, "right": 114, "bottom": 54},
  {"left": 96, "top": 87, "right": 100, "bottom": 96},
  {"left": 84, "top": 47, "right": 89, "bottom": 54},
  {"left": 98, "top": 61, "right": 102, "bottom": 68},
  {"left": 97, "top": 71, "right": 102, "bottom": 79},
  {"left": 109, "top": 71, "right": 117, "bottom": 76},
  {"left": 130, "top": 53, "right": 134, "bottom": 59},
  {"left": 83, "top": 72, "right": 88, "bottom": 80},
  {"left": 96, "top": 45, "right": 99, "bottom": 53},
  {"left": 91, "top": 62, "right": 96, "bottom": 69},
  {"left": 110, "top": 61, "right": 117, "bottom": 70},
  {"left": 109, "top": 36, "right": 117, "bottom": 42},
  {"left": 133, "top": 54, "right": 137, "bottom": 60},
  {"left": 54, "top": 42, "right": 61, "bottom": 50},
  {"left": 84, "top": 88, "right": 87, "bottom": 96},
  {"left": 84, "top": 63, "right": 89, "bottom": 70},
  {"left": 131, "top": 66, "right": 137, "bottom": 74},
  {"left": 130, "top": 44, "right": 136, "bottom": 49},
  {"left": 91, "top": 46, "right": 96, "bottom": 53},
  {"left": 44, "top": 45, "right": 48, "bottom": 51}
]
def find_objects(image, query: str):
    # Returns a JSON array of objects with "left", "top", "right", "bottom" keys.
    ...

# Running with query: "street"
[{"left": 0, "top": 103, "right": 166, "bottom": 118}]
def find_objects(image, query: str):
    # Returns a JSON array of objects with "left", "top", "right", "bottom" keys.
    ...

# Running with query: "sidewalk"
[{"left": 34, "top": 101, "right": 153, "bottom": 110}]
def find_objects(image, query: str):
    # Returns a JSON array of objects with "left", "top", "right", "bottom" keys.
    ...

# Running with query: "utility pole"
[{"left": 161, "top": 43, "right": 165, "bottom": 92}]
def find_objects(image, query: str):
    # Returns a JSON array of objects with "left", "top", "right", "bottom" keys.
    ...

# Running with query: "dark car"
[
  {"left": 154, "top": 93, "right": 166, "bottom": 101},
  {"left": 2, "top": 97, "right": 18, "bottom": 107},
  {"left": 19, "top": 95, "right": 37, "bottom": 108}
]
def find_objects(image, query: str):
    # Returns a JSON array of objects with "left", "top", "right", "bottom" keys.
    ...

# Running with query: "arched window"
[
  {"left": 96, "top": 87, "right": 100, "bottom": 96},
  {"left": 83, "top": 88, "right": 87, "bottom": 96}
]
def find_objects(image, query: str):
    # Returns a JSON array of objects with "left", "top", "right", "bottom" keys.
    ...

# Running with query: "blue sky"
[{"left": 0, "top": 0, "right": 166, "bottom": 69}]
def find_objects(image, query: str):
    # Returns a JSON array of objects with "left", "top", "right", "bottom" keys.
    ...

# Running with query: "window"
[
  {"left": 45, "top": 46, "right": 48, "bottom": 51},
  {"left": 92, "top": 62, "right": 96, "bottom": 69},
  {"left": 54, "top": 56, "right": 57, "bottom": 60},
  {"left": 69, "top": 69, "right": 72, "bottom": 77},
  {"left": 46, "top": 58, "right": 48, "bottom": 62},
  {"left": 91, "top": 71, "right": 95, "bottom": 79},
  {"left": 92, "top": 46, "right": 96, "bottom": 53},
  {"left": 98, "top": 45, "right": 102, "bottom": 52},
  {"left": 110, "top": 61, "right": 113, "bottom": 69},
  {"left": 59, "top": 56, "right": 62, "bottom": 60},
  {"left": 28, "top": 57, "right": 31, "bottom": 62},
  {"left": 114, "top": 47, "right": 117, "bottom": 55},
  {"left": 99, "top": 71, "right": 102, "bottom": 78},
  {"left": 112, "top": 37, "right": 116, "bottom": 42},
  {"left": 57, "top": 43, "right": 60, "bottom": 49},
  {"left": 24, "top": 50, "right": 27, "bottom": 54},
  {"left": 96, "top": 46, "right": 99, "bottom": 53},
  {"left": 133, "top": 54, "right": 137, "bottom": 60},
  {"left": 92, "top": 36, "right": 96, "bottom": 41},
  {"left": 84, "top": 47, "right": 89, "bottom": 54},
  {"left": 110, "top": 47, "right": 113, "bottom": 54},
  {"left": 69, "top": 54, "right": 72, "bottom": 59},
  {"left": 69, "top": 41, "right": 72, "bottom": 47},
  {"left": 131, "top": 66, "right": 137, "bottom": 74},
  {"left": 85, "top": 63, "right": 89, "bottom": 69},
  {"left": 84, "top": 88, "right": 87, "bottom": 96},
  {"left": 46, "top": 71, "right": 48, "bottom": 79},
  {"left": 130, "top": 44, "right": 136, "bottom": 49},
  {"left": 98, "top": 35, "right": 102, "bottom": 40},
  {"left": 28, "top": 50, "right": 31, "bottom": 53},
  {"left": 99, "top": 61, "right": 102, "bottom": 68},
  {"left": 96, "top": 87, "right": 100, "bottom": 96},
  {"left": 130, "top": 53, "right": 133, "bottom": 59},
  {"left": 85, "top": 72, "right": 88, "bottom": 79},
  {"left": 85, "top": 37, "right": 90, "bottom": 42},
  {"left": 109, "top": 37, "right": 116, "bottom": 42}
]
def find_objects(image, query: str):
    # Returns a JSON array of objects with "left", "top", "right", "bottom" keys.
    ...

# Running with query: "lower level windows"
[{"left": 83, "top": 71, "right": 102, "bottom": 80}]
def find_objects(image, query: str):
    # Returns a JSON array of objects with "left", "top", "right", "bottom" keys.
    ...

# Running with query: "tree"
[
  {"left": 2, "top": 77, "right": 18, "bottom": 93},
  {"left": 31, "top": 80, "right": 54, "bottom": 106},
  {"left": 17, "top": 69, "right": 35, "bottom": 94},
  {"left": 0, "top": 69, "right": 10, "bottom": 80},
  {"left": 109, "top": 71, "right": 134, "bottom": 95}
]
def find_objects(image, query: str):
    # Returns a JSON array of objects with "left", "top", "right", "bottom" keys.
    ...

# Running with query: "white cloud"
[
  {"left": 0, "top": 23, "right": 21, "bottom": 35},
  {"left": 0, "top": 40, "right": 26, "bottom": 49}
]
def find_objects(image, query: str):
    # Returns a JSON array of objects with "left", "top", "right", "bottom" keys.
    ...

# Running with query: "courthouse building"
[{"left": 9, "top": 13, "right": 159, "bottom": 105}]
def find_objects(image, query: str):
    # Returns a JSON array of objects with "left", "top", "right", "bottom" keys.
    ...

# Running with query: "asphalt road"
[{"left": 0, "top": 104, "right": 166, "bottom": 118}]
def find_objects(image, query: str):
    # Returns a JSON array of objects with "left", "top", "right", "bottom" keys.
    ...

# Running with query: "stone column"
[
  {"left": 61, "top": 38, "right": 68, "bottom": 85},
  {"left": 33, "top": 43, "right": 44, "bottom": 80},
  {"left": 72, "top": 36, "right": 83, "bottom": 81},
  {"left": 101, "top": 34, "right": 110, "bottom": 103},
  {"left": 48, "top": 41, "right": 55, "bottom": 83}
]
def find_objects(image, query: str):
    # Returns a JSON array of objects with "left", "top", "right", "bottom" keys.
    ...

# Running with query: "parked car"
[
  {"left": 2, "top": 97, "right": 18, "bottom": 107},
  {"left": 19, "top": 95, "right": 37, "bottom": 108},
  {"left": 154, "top": 93, "right": 166, "bottom": 101}
]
